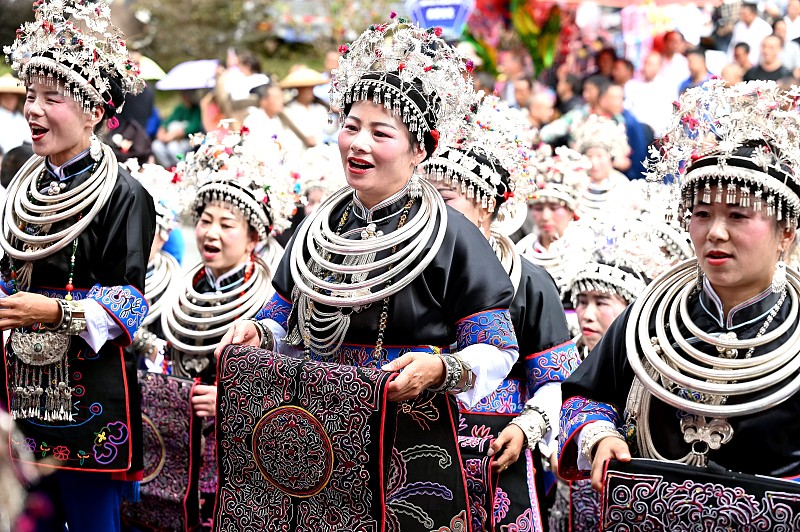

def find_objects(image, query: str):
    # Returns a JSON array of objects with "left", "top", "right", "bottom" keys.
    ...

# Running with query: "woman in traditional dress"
[
  {"left": 219, "top": 16, "right": 518, "bottom": 530},
  {"left": 159, "top": 125, "right": 292, "bottom": 527},
  {"left": 0, "top": 1, "right": 154, "bottom": 529},
  {"left": 424, "top": 94, "right": 578, "bottom": 530},
  {"left": 559, "top": 80, "right": 800, "bottom": 528}
]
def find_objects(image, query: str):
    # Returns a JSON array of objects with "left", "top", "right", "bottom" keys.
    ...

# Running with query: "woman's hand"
[
  {"left": 191, "top": 384, "right": 217, "bottom": 418},
  {"left": 0, "top": 292, "right": 61, "bottom": 330},
  {"left": 214, "top": 320, "right": 260, "bottom": 359},
  {"left": 590, "top": 436, "right": 631, "bottom": 492},
  {"left": 488, "top": 423, "right": 525, "bottom": 473},
  {"left": 382, "top": 352, "right": 446, "bottom": 402}
]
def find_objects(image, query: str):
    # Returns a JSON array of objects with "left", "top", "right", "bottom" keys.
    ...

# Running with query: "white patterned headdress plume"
[
  {"left": 645, "top": 79, "right": 800, "bottom": 228},
  {"left": 173, "top": 123, "right": 296, "bottom": 240},
  {"left": 572, "top": 114, "right": 630, "bottom": 161},
  {"left": 330, "top": 12, "right": 475, "bottom": 149},
  {"left": 4, "top": 0, "right": 144, "bottom": 127},
  {"left": 527, "top": 145, "right": 590, "bottom": 213},
  {"left": 423, "top": 94, "right": 531, "bottom": 225}
]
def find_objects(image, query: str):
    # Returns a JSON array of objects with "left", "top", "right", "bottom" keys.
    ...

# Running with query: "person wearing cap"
[
  {"left": 244, "top": 82, "right": 305, "bottom": 154},
  {"left": 0, "top": 74, "right": 30, "bottom": 154},
  {"left": 218, "top": 16, "right": 518, "bottom": 528},
  {"left": 559, "top": 80, "right": 800, "bottom": 526},
  {"left": 425, "top": 94, "right": 577, "bottom": 530},
  {"left": 0, "top": 0, "right": 155, "bottom": 529},
  {"left": 280, "top": 66, "right": 335, "bottom": 150}
]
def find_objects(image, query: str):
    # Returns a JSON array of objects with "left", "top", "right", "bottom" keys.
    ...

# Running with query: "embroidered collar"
[
  {"left": 698, "top": 276, "right": 780, "bottom": 330},
  {"left": 351, "top": 181, "right": 410, "bottom": 226},
  {"left": 202, "top": 262, "right": 248, "bottom": 292},
  {"left": 44, "top": 149, "right": 93, "bottom": 182}
]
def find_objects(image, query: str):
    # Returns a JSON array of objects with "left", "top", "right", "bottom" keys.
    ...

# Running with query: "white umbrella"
[
  {"left": 136, "top": 54, "right": 167, "bottom": 81},
  {"left": 155, "top": 59, "right": 219, "bottom": 91}
]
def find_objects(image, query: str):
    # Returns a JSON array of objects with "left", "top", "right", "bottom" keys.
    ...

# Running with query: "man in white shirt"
[
  {"left": 728, "top": 3, "right": 773, "bottom": 64},
  {"left": 627, "top": 52, "right": 674, "bottom": 136},
  {"left": 785, "top": 0, "right": 800, "bottom": 40},
  {"left": 658, "top": 31, "right": 690, "bottom": 99}
]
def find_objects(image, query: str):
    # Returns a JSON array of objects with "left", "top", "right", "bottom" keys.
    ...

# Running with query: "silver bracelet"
[
  {"left": 508, "top": 405, "right": 549, "bottom": 449},
  {"left": 245, "top": 318, "right": 275, "bottom": 351},
  {"left": 65, "top": 300, "right": 87, "bottom": 336},
  {"left": 580, "top": 424, "right": 626, "bottom": 464},
  {"left": 45, "top": 299, "right": 71, "bottom": 333},
  {"left": 427, "top": 353, "right": 463, "bottom": 393}
]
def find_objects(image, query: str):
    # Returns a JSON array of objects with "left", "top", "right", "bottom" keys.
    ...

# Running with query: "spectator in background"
[
  {"left": 585, "top": 47, "right": 617, "bottom": 81},
  {"left": 785, "top": 0, "right": 800, "bottom": 41},
  {"left": 597, "top": 83, "right": 649, "bottom": 180},
  {"left": 772, "top": 19, "right": 800, "bottom": 76},
  {"left": 280, "top": 67, "right": 332, "bottom": 149},
  {"left": 612, "top": 58, "right": 634, "bottom": 88},
  {"left": 728, "top": 3, "right": 773, "bottom": 65},
  {"left": 659, "top": 31, "right": 690, "bottom": 98},
  {"left": 0, "top": 74, "right": 30, "bottom": 155},
  {"left": 744, "top": 34, "right": 792, "bottom": 80},
  {"left": 721, "top": 62, "right": 745, "bottom": 85},
  {"left": 556, "top": 73, "right": 583, "bottom": 115},
  {"left": 528, "top": 90, "right": 556, "bottom": 129},
  {"left": 244, "top": 83, "right": 297, "bottom": 150},
  {"left": 713, "top": 0, "right": 743, "bottom": 51},
  {"left": 679, "top": 48, "right": 714, "bottom": 94},
  {"left": 513, "top": 77, "right": 533, "bottom": 110},
  {"left": 733, "top": 42, "right": 754, "bottom": 71},
  {"left": 314, "top": 49, "right": 341, "bottom": 105},
  {"left": 151, "top": 89, "right": 203, "bottom": 167},
  {"left": 495, "top": 52, "right": 525, "bottom": 106},
  {"left": 626, "top": 52, "right": 673, "bottom": 136},
  {"left": 473, "top": 71, "right": 496, "bottom": 95}
]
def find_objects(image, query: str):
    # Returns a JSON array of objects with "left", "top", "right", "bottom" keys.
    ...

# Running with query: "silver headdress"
[
  {"left": 572, "top": 114, "right": 629, "bottom": 161},
  {"left": 646, "top": 79, "right": 800, "bottom": 228},
  {"left": 174, "top": 124, "right": 296, "bottom": 240},
  {"left": 4, "top": 0, "right": 145, "bottom": 125},
  {"left": 527, "top": 145, "right": 590, "bottom": 213},
  {"left": 565, "top": 222, "right": 661, "bottom": 306},
  {"left": 423, "top": 94, "right": 530, "bottom": 220},
  {"left": 330, "top": 13, "right": 475, "bottom": 146}
]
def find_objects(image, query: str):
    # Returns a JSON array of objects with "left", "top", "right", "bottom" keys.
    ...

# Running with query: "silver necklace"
[{"left": 142, "top": 250, "right": 180, "bottom": 327}]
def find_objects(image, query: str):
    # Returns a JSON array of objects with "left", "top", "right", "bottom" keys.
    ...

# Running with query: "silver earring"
[
  {"left": 408, "top": 171, "right": 423, "bottom": 199},
  {"left": 695, "top": 260, "right": 705, "bottom": 292},
  {"left": 89, "top": 133, "right": 102, "bottom": 161},
  {"left": 772, "top": 253, "right": 787, "bottom": 293}
]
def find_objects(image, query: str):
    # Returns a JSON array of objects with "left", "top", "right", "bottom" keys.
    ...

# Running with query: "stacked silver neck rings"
[{"left": 289, "top": 178, "right": 447, "bottom": 357}]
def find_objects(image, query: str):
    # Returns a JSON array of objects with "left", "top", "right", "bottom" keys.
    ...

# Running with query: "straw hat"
[
  {"left": 279, "top": 68, "right": 327, "bottom": 89},
  {"left": 0, "top": 74, "right": 25, "bottom": 96}
]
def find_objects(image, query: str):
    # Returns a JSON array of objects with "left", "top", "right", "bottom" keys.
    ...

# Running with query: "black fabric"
[
  {"left": 1, "top": 153, "right": 155, "bottom": 474},
  {"left": 743, "top": 64, "right": 792, "bottom": 82},
  {"left": 273, "top": 196, "right": 514, "bottom": 348},
  {"left": 601, "top": 458, "right": 800, "bottom": 530},
  {"left": 562, "top": 285, "right": 800, "bottom": 478}
]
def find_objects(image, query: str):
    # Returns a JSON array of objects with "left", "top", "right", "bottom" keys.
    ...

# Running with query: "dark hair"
[
  {"left": 597, "top": 80, "right": 622, "bottom": 99},
  {"left": 686, "top": 48, "right": 706, "bottom": 60},
  {"left": 343, "top": 73, "right": 438, "bottom": 160},
  {"left": 616, "top": 58, "right": 634, "bottom": 73},
  {"left": 597, "top": 47, "right": 617, "bottom": 61},
  {"left": 514, "top": 76, "right": 533, "bottom": 90},
  {"left": 1, "top": 143, "right": 34, "bottom": 188},
  {"left": 742, "top": 3, "right": 758, "bottom": 14},
  {"left": 562, "top": 74, "right": 580, "bottom": 94},
  {"left": 238, "top": 51, "right": 262, "bottom": 74},
  {"left": 734, "top": 42, "right": 751, "bottom": 54},
  {"left": 583, "top": 74, "right": 611, "bottom": 95},
  {"left": 250, "top": 82, "right": 278, "bottom": 98}
]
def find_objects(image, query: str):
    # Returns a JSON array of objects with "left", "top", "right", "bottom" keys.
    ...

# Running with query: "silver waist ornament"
[
  {"left": 287, "top": 179, "right": 447, "bottom": 357},
  {"left": 10, "top": 330, "right": 73, "bottom": 422},
  {"left": 161, "top": 255, "right": 274, "bottom": 376},
  {"left": 623, "top": 259, "right": 800, "bottom": 466}
]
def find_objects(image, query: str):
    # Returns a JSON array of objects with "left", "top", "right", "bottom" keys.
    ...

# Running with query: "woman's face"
[
  {"left": 689, "top": 189, "right": 794, "bottom": 304},
  {"left": 585, "top": 147, "right": 613, "bottom": 184},
  {"left": 576, "top": 290, "right": 628, "bottom": 351},
  {"left": 530, "top": 201, "right": 573, "bottom": 247},
  {"left": 195, "top": 204, "right": 258, "bottom": 278},
  {"left": 338, "top": 100, "right": 425, "bottom": 208},
  {"left": 433, "top": 181, "right": 486, "bottom": 230},
  {"left": 24, "top": 81, "right": 101, "bottom": 166}
]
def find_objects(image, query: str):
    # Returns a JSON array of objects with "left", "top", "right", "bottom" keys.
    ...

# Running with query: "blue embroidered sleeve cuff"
[
  {"left": 525, "top": 340, "right": 580, "bottom": 394},
  {"left": 455, "top": 309, "right": 518, "bottom": 352},
  {"left": 558, "top": 395, "right": 620, "bottom": 480},
  {"left": 255, "top": 292, "right": 292, "bottom": 330},
  {"left": 86, "top": 284, "right": 148, "bottom": 346}
]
